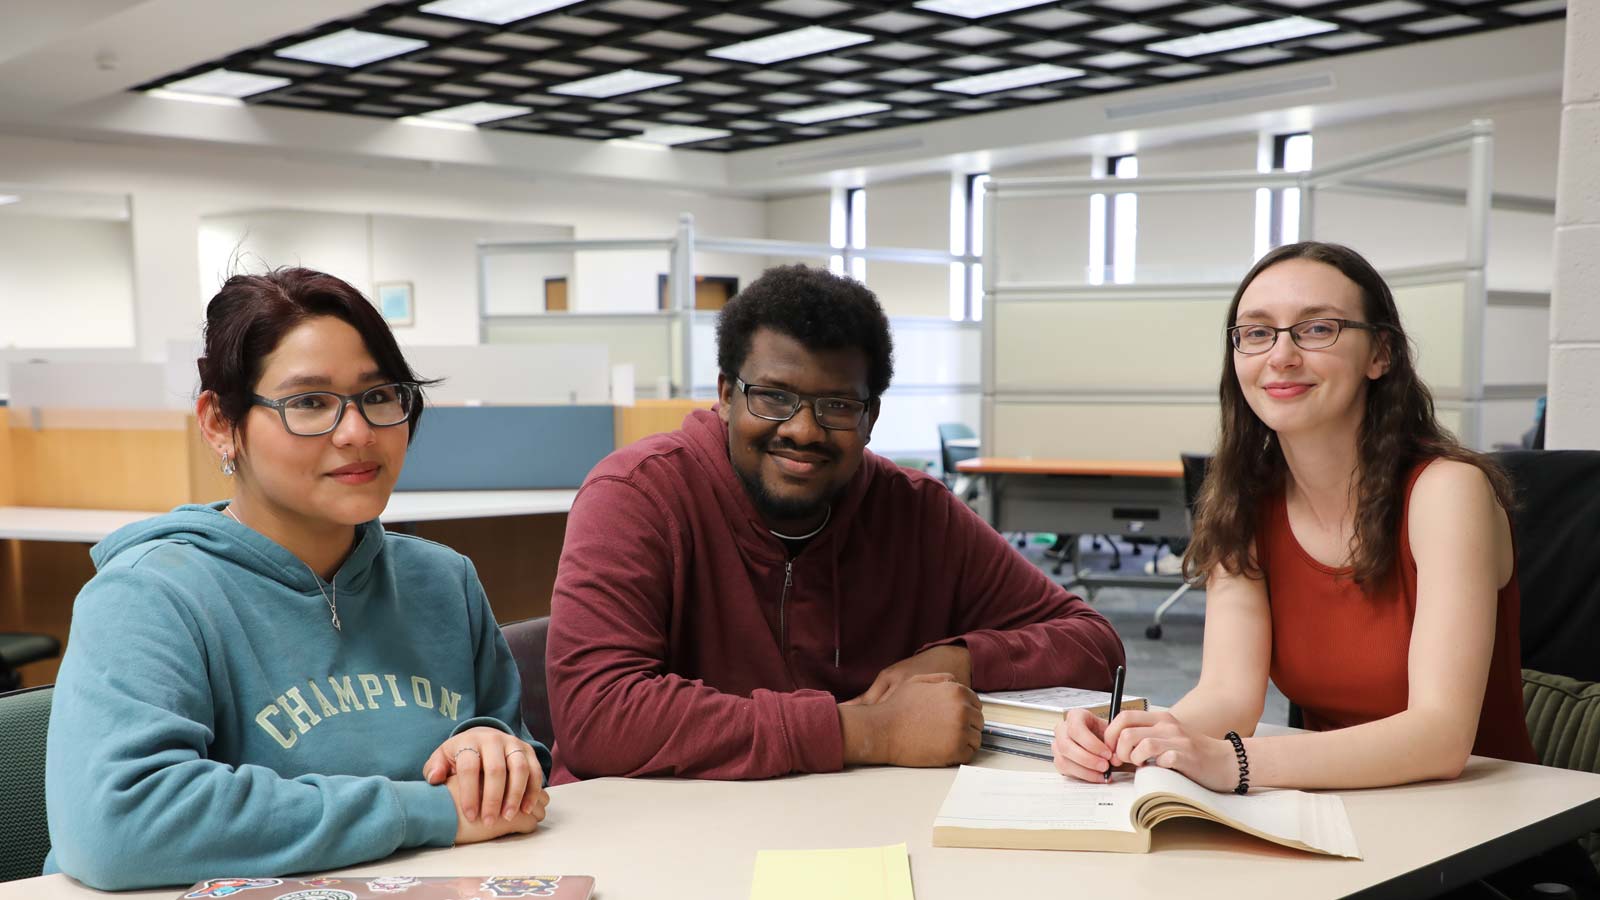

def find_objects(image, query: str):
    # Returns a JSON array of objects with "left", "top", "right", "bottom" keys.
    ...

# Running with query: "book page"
[
  {"left": 980, "top": 687, "right": 1146, "bottom": 712},
  {"left": 934, "top": 765, "right": 1138, "bottom": 833},
  {"left": 1132, "top": 766, "right": 1361, "bottom": 858}
]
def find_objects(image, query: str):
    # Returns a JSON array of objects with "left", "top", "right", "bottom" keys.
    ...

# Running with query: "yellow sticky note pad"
[{"left": 749, "top": 842, "right": 914, "bottom": 900}]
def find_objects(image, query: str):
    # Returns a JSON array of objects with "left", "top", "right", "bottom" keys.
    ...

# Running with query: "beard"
[{"left": 734, "top": 462, "right": 832, "bottom": 526}]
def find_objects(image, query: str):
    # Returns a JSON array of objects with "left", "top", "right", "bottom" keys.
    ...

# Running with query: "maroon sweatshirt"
[{"left": 546, "top": 409, "right": 1123, "bottom": 783}]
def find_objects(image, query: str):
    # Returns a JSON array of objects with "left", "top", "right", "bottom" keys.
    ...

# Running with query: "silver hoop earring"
[{"left": 220, "top": 452, "right": 235, "bottom": 477}]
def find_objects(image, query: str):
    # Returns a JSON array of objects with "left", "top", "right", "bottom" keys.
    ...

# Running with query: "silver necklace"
[
  {"left": 768, "top": 505, "right": 832, "bottom": 542},
  {"left": 224, "top": 504, "right": 342, "bottom": 632}
]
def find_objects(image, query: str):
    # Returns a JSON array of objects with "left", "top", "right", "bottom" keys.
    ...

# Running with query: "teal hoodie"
[{"left": 44, "top": 504, "right": 548, "bottom": 889}]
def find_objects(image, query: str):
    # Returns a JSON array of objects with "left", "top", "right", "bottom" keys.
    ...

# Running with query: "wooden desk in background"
[
  {"left": 957, "top": 457, "right": 1188, "bottom": 597},
  {"left": 0, "top": 491, "right": 577, "bottom": 687},
  {"left": 7, "top": 739, "right": 1600, "bottom": 900}
]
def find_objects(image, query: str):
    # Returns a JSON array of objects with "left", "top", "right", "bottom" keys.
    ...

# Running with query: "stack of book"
[{"left": 978, "top": 686, "right": 1149, "bottom": 761}]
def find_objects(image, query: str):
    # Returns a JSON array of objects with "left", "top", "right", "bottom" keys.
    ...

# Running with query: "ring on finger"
[
  {"left": 454, "top": 747, "right": 481, "bottom": 761},
  {"left": 506, "top": 748, "right": 526, "bottom": 758}
]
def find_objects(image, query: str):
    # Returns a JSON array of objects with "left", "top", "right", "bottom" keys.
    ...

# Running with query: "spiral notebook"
[{"left": 175, "top": 875, "right": 595, "bottom": 900}]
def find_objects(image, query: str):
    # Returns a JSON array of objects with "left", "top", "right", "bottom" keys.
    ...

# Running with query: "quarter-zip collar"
[{"left": 681, "top": 408, "right": 870, "bottom": 668}]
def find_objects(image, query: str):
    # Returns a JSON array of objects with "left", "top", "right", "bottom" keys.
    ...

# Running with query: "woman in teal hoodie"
[{"left": 45, "top": 268, "right": 551, "bottom": 889}]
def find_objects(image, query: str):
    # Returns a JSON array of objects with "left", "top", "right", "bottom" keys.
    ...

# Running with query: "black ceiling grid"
[{"left": 136, "top": 0, "right": 1567, "bottom": 152}]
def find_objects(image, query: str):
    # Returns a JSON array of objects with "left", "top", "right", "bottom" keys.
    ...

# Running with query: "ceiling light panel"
[
  {"left": 276, "top": 29, "right": 428, "bottom": 67},
  {"left": 776, "top": 100, "right": 892, "bottom": 124},
  {"left": 933, "top": 62, "right": 1084, "bottom": 94},
  {"left": 140, "top": 0, "right": 1552, "bottom": 153},
  {"left": 710, "top": 26, "right": 873, "bottom": 64},
  {"left": 912, "top": 0, "right": 1057, "bottom": 18},
  {"left": 1146, "top": 16, "right": 1336, "bottom": 57},
  {"left": 0, "top": 195, "right": 21, "bottom": 206},
  {"left": 550, "top": 69, "right": 682, "bottom": 97},
  {"left": 418, "top": 0, "right": 583, "bottom": 25},
  {"left": 633, "top": 124, "right": 733, "bottom": 145},
  {"left": 420, "top": 101, "right": 532, "bottom": 123},
  {"left": 158, "top": 69, "right": 292, "bottom": 98}
]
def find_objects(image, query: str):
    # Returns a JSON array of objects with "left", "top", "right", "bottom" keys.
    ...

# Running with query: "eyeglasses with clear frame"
[
  {"left": 733, "top": 377, "right": 870, "bottom": 430},
  {"left": 251, "top": 382, "right": 419, "bottom": 437},
  {"left": 1227, "top": 318, "right": 1386, "bottom": 355}
]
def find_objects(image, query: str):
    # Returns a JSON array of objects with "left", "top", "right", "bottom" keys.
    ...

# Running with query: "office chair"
[
  {"left": 1146, "top": 453, "right": 1211, "bottom": 640},
  {"left": 936, "top": 423, "right": 978, "bottom": 489},
  {"left": 0, "top": 685, "right": 54, "bottom": 882},
  {"left": 0, "top": 633, "right": 61, "bottom": 693},
  {"left": 1493, "top": 450, "right": 1600, "bottom": 877},
  {"left": 500, "top": 616, "right": 556, "bottom": 751}
]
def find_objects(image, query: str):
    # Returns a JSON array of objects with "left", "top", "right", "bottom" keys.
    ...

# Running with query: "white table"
[
  {"left": 0, "top": 491, "right": 578, "bottom": 543},
  {"left": 7, "top": 744, "right": 1599, "bottom": 900}
]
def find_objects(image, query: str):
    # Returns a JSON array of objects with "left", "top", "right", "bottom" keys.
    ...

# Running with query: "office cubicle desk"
[
  {"left": 8, "top": 734, "right": 1600, "bottom": 900},
  {"left": 0, "top": 491, "right": 576, "bottom": 687},
  {"left": 957, "top": 457, "right": 1188, "bottom": 596}
]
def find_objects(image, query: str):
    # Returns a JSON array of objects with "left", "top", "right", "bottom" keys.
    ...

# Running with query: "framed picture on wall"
[{"left": 376, "top": 281, "right": 414, "bottom": 327}]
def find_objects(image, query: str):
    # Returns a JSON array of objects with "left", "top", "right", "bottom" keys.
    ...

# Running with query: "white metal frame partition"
[
  {"left": 476, "top": 213, "right": 979, "bottom": 404},
  {"left": 979, "top": 119, "right": 1554, "bottom": 454}
]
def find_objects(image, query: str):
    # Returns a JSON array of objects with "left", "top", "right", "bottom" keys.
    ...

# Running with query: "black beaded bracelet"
[{"left": 1224, "top": 731, "right": 1250, "bottom": 795}]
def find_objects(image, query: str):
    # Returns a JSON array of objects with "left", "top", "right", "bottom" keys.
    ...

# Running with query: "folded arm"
[{"left": 924, "top": 492, "right": 1124, "bottom": 693}]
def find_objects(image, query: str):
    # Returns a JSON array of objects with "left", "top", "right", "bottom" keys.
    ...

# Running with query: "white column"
[
  {"left": 1549, "top": 5, "right": 1600, "bottom": 448},
  {"left": 128, "top": 191, "right": 206, "bottom": 363}
]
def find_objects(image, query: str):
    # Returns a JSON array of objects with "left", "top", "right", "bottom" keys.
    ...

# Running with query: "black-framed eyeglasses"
[
  {"left": 734, "top": 377, "right": 870, "bottom": 430},
  {"left": 1227, "top": 318, "right": 1386, "bottom": 355},
  {"left": 251, "top": 382, "right": 419, "bottom": 437}
]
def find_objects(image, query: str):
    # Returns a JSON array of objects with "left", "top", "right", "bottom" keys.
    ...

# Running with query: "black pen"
[{"left": 1105, "top": 664, "right": 1126, "bottom": 782}]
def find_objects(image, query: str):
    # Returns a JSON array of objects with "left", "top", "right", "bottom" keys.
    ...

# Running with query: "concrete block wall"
[{"left": 1549, "top": 2, "right": 1600, "bottom": 448}]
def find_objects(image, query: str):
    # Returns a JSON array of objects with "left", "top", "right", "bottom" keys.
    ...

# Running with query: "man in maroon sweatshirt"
[{"left": 546, "top": 265, "right": 1124, "bottom": 784}]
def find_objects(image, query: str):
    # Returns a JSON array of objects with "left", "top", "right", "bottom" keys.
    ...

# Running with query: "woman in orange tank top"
[{"left": 1052, "top": 241, "right": 1536, "bottom": 792}]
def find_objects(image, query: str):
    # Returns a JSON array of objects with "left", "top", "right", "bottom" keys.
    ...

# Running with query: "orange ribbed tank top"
[{"left": 1261, "top": 460, "right": 1537, "bottom": 763}]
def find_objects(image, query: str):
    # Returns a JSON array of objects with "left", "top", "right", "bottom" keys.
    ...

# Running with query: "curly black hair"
[{"left": 716, "top": 265, "right": 894, "bottom": 397}]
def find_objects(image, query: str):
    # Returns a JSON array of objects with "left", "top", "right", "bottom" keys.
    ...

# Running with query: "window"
[
  {"left": 1256, "top": 132, "right": 1313, "bottom": 258},
  {"left": 950, "top": 172, "right": 990, "bottom": 321},
  {"left": 1089, "top": 154, "right": 1138, "bottom": 285},
  {"left": 831, "top": 187, "right": 867, "bottom": 280},
  {"left": 848, "top": 187, "right": 866, "bottom": 282}
]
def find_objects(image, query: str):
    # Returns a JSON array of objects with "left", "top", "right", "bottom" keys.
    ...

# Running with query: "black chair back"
[
  {"left": 500, "top": 617, "right": 556, "bottom": 750},
  {"left": 1492, "top": 450, "right": 1600, "bottom": 684},
  {"left": 1179, "top": 453, "right": 1211, "bottom": 515}
]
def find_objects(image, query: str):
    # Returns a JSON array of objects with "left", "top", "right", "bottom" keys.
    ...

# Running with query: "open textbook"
[{"left": 932, "top": 765, "right": 1360, "bottom": 859}]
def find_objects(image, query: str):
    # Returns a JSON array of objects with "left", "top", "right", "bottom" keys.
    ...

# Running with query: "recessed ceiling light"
[
  {"left": 708, "top": 25, "right": 872, "bottom": 65},
  {"left": 775, "top": 100, "right": 891, "bottom": 124},
  {"left": 632, "top": 124, "right": 734, "bottom": 145},
  {"left": 155, "top": 68, "right": 292, "bottom": 99},
  {"left": 418, "top": 0, "right": 583, "bottom": 24},
  {"left": 912, "top": 0, "right": 1056, "bottom": 18},
  {"left": 418, "top": 101, "right": 533, "bottom": 124},
  {"left": 933, "top": 62, "right": 1084, "bottom": 94},
  {"left": 0, "top": 195, "right": 19, "bottom": 206},
  {"left": 550, "top": 69, "right": 682, "bottom": 97},
  {"left": 276, "top": 29, "right": 428, "bottom": 67},
  {"left": 1145, "top": 16, "right": 1336, "bottom": 57}
]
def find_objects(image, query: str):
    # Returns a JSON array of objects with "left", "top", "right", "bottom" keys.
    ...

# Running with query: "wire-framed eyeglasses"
[
  {"left": 1227, "top": 318, "right": 1386, "bottom": 355},
  {"left": 734, "top": 377, "right": 870, "bottom": 430},
  {"left": 251, "top": 382, "right": 419, "bottom": 436}
]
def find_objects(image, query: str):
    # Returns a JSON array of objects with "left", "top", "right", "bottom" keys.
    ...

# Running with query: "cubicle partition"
[
  {"left": 981, "top": 121, "right": 1552, "bottom": 457},
  {"left": 480, "top": 219, "right": 981, "bottom": 460},
  {"left": 3, "top": 360, "right": 228, "bottom": 511}
]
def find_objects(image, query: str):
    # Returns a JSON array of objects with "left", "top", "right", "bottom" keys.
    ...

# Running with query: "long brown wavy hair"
[{"left": 1183, "top": 241, "right": 1512, "bottom": 591}]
